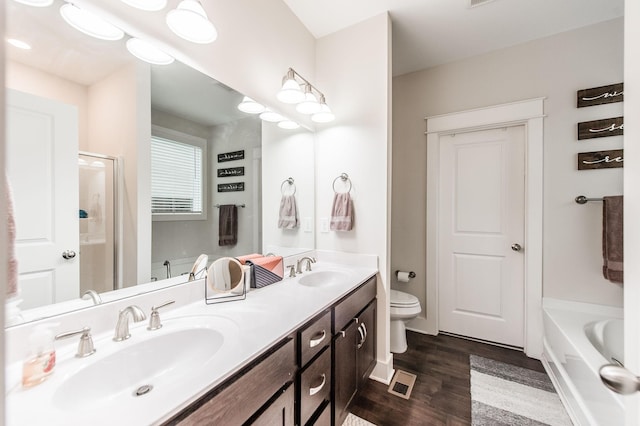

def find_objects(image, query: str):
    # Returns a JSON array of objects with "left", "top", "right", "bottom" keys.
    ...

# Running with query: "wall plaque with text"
[
  {"left": 578, "top": 149, "right": 623, "bottom": 170},
  {"left": 577, "top": 83, "right": 623, "bottom": 108},
  {"left": 217, "top": 182, "right": 245, "bottom": 192},
  {"left": 217, "top": 150, "right": 245, "bottom": 162},
  {"left": 577, "top": 117, "right": 623, "bottom": 140},
  {"left": 217, "top": 167, "right": 245, "bottom": 177}
]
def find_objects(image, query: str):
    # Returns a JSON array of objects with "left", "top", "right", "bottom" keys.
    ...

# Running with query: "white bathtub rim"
[{"left": 543, "top": 298, "right": 623, "bottom": 319}]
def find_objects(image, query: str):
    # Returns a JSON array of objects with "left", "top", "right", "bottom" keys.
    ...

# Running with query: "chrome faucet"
[
  {"left": 113, "top": 305, "right": 147, "bottom": 341},
  {"left": 55, "top": 326, "right": 96, "bottom": 358},
  {"left": 81, "top": 289, "right": 102, "bottom": 305},
  {"left": 163, "top": 260, "right": 172, "bottom": 279},
  {"left": 296, "top": 256, "right": 317, "bottom": 274},
  {"left": 147, "top": 300, "right": 175, "bottom": 331}
]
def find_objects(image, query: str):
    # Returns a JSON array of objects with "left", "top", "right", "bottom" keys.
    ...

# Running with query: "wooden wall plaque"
[
  {"left": 578, "top": 150, "right": 623, "bottom": 170},
  {"left": 218, "top": 182, "right": 245, "bottom": 192},
  {"left": 577, "top": 117, "right": 623, "bottom": 140},
  {"left": 217, "top": 150, "right": 245, "bottom": 162},
  {"left": 577, "top": 83, "right": 623, "bottom": 108},
  {"left": 217, "top": 167, "right": 244, "bottom": 178}
]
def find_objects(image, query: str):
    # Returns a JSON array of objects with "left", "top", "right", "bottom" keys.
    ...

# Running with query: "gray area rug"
[
  {"left": 470, "top": 355, "right": 573, "bottom": 426},
  {"left": 342, "top": 413, "right": 376, "bottom": 426}
]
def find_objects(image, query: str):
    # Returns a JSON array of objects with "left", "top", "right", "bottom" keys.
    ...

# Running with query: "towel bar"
[
  {"left": 215, "top": 204, "right": 246, "bottom": 208},
  {"left": 575, "top": 195, "right": 603, "bottom": 204}
]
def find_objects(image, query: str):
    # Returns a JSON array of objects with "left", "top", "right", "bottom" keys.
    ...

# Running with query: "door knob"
[
  {"left": 511, "top": 243, "right": 522, "bottom": 252},
  {"left": 599, "top": 364, "right": 640, "bottom": 394},
  {"left": 62, "top": 250, "right": 77, "bottom": 260}
]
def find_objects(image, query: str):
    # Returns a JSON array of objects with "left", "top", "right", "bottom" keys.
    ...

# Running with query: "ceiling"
[{"left": 282, "top": 0, "right": 625, "bottom": 76}]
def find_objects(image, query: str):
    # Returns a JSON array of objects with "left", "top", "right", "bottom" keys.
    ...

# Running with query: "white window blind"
[{"left": 151, "top": 135, "right": 203, "bottom": 215}]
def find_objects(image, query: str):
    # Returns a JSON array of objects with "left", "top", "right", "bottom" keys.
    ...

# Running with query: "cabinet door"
[
  {"left": 249, "top": 383, "right": 295, "bottom": 426},
  {"left": 333, "top": 320, "right": 358, "bottom": 426},
  {"left": 357, "top": 301, "right": 377, "bottom": 387}
]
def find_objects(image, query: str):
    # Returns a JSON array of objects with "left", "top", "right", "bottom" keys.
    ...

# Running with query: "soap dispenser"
[{"left": 22, "top": 325, "right": 56, "bottom": 388}]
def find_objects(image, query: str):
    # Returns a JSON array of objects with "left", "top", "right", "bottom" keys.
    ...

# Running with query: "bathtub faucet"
[{"left": 163, "top": 260, "right": 171, "bottom": 279}]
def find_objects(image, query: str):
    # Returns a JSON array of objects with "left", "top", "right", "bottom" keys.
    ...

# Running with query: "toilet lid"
[{"left": 390, "top": 289, "right": 420, "bottom": 307}]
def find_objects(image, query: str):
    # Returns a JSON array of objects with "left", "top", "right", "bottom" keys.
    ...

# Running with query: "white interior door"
[
  {"left": 6, "top": 89, "right": 79, "bottom": 309},
  {"left": 438, "top": 126, "right": 525, "bottom": 347}
]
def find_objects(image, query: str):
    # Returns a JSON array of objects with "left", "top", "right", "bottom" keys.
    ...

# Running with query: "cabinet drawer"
[
  {"left": 248, "top": 383, "right": 295, "bottom": 425},
  {"left": 334, "top": 276, "right": 376, "bottom": 332},
  {"left": 299, "top": 347, "right": 332, "bottom": 425},
  {"left": 299, "top": 310, "right": 331, "bottom": 366},
  {"left": 172, "top": 338, "right": 296, "bottom": 425}
]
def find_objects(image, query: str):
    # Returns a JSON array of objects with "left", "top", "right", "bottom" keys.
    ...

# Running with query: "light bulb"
[
  {"left": 237, "top": 96, "right": 265, "bottom": 114},
  {"left": 259, "top": 110, "right": 284, "bottom": 122},
  {"left": 166, "top": 0, "right": 217, "bottom": 44},
  {"left": 312, "top": 103, "right": 335, "bottom": 123},
  {"left": 277, "top": 78, "right": 304, "bottom": 104},
  {"left": 126, "top": 38, "right": 174, "bottom": 65},
  {"left": 278, "top": 120, "right": 300, "bottom": 130},
  {"left": 296, "top": 89, "right": 321, "bottom": 114},
  {"left": 60, "top": 3, "right": 124, "bottom": 41},
  {"left": 7, "top": 38, "right": 32, "bottom": 50}
]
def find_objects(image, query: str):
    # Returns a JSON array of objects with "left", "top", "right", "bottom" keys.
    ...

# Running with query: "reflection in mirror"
[
  {"left": 205, "top": 257, "right": 246, "bottom": 304},
  {"left": 4, "top": 0, "right": 316, "bottom": 326}
]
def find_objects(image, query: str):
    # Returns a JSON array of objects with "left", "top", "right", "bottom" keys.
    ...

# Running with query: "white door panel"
[
  {"left": 438, "top": 126, "right": 525, "bottom": 347},
  {"left": 6, "top": 89, "right": 79, "bottom": 309}
]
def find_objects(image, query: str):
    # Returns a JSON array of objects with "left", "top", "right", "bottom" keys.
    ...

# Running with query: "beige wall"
[{"left": 392, "top": 18, "right": 624, "bottom": 326}]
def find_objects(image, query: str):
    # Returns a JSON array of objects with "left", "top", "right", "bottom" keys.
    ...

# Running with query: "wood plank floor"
[{"left": 349, "top": 331, "right": 547, "bottom": 426}]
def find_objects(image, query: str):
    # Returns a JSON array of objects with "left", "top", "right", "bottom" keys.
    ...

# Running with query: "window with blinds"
[{"left": 151, "top": 127, "right": 207, "bottom": 220}]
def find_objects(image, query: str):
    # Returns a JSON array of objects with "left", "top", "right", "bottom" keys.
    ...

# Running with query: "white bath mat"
[
  {"left": 470, "top": 355, "right": 572, "bottom": 426},
  {"left": 342, "top": 413, "right": 376, "bottom": 426}
]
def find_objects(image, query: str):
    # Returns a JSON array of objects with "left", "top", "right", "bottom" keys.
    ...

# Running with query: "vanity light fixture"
[
  {"left": 166, "top": 0, "right": 217, "bottom": 44},
  {"left": 7, "top": 38, "right": 32, "bottom": 50},
  {"left": 12, "top": 0, "right": 54, "bottom": 7},
  {"left": 311, "top": 95, "right": 335, "bottom": 123},
  {"left": 277, "top": 67, "right": 334, "bottom": 122},
  {"left": 120, "top": 0, "right": 167, "bottom": 11},
  {"left": 126, "top": 38, "right": 175, "bottom": 65},
  {"left": 259, "top": 109, "right": 284, "bottom": 123},
  {"left": 277, "top": 120, "right": 300, "bottom": 130},
  {"left": 60, "top": 3, "right": 124, "bottom": 41},
  {"left": 237, "top": 96, "right": 265, "bottom": 114}
]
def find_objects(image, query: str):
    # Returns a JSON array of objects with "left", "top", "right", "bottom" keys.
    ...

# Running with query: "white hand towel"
[
  {"left": 278, "top": 195, "right": 299, "bottom": 229},
  {"left": 330, "top": 192, "right": 354, "bottom": 231}
]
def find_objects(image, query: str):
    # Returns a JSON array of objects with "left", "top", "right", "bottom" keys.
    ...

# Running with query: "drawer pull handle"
[
  {"left": 309, "top": 330, "right": 326, "bottom": 348},
  {"left": 309, "top": 374, "right": 326, "bottom": 396},
  {"left": 362, "top": 322, "right": 368, "bottom": 343},
  {"left": 357, "top": 325, "right": 365, "bottom": 349}
]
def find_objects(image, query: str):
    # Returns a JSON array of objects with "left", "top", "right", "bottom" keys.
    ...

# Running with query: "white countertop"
[{"left": 6, "top": 260, "right": 377, "bottom": 426}]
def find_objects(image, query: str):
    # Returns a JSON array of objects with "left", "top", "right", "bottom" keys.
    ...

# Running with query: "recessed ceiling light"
[
  {"left": 60, "top": 3, "right": 125, "bottom": 41},
  {"left": 7, "top": 38, "right": 32, "bottom": 50},
  {"left": 126, "top": 38, "right": 175, "bottom": 65},
  {"left": 13, "top": 0, "right": 54, "bottom": 7},
  {"left": 120, "top": 0, "right": 167, "bottom": 11},
  {"left": 166, "top": 0, "right": 217, "bottom": 44}
]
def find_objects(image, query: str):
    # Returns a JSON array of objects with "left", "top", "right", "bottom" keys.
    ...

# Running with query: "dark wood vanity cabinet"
[
  {"left": 333, "top": 277, "right": 377, "bottom": 426},
  {"left": 166, "top": 275, "right": 377, "bottom": 426}
]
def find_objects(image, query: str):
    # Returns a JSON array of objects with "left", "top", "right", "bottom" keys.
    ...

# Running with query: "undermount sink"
[
  {"left": 53, "top": 317, "right": 236, "bottom": 411},
  {"left": 298, "top": 270, "right": 350, "bottom": 287}
]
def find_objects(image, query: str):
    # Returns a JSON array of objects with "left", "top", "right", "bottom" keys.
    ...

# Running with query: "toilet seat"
[{"left": 390, "top": 289, "right": 420, "bottom": 308}]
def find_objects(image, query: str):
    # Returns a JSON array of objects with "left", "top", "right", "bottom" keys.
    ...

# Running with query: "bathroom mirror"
[{"left": 4, "top": 0, "right": 315, "bottom": 326}]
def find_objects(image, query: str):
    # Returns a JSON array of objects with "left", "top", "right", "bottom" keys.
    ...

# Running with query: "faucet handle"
[
  {"left": 286, "top": 265, "right": 296, "bottom": 278},
  {"left": 55, "top": 326, "right": 96, "bottom": 358},
  {"left": 148, "top": 300, "right": 175, "bottom": 331}
]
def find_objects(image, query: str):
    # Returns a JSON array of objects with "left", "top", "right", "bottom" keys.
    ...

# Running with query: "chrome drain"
[{"left": 134, "top": 384, "right": 153, "bottom": 397}]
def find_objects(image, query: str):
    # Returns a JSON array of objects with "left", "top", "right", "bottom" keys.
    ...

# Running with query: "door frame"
[{"left": 424, "top": 98, "right": 544, "bottom": 358}]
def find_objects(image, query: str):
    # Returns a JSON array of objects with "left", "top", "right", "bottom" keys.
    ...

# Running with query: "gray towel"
[
  {"left": 330, "top": 192, "right": 354, "bottom": 231},
  {"left": 278, "top": 195, "right": 299, "bottom": 229},
  {"left": 602, "top": 195, "right": 623, "bottom": 284},
  {"left": 218, "top": 204, "right": 238, "bottom": 246}
]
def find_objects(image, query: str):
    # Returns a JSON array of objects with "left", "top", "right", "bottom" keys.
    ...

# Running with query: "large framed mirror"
[{"left": 4, "top": 0, "right": 315, "bottom": 325}]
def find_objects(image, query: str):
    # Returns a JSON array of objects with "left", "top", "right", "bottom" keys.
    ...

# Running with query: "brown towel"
[
  {"left": 219, "top": 204, "right": 238, "bottom": 246},
  {"left": 602, "top": 196, "right": 623, "bottom": 284},
  {"left": 330, "top": 192, "right": 354, "bottom": 231}
]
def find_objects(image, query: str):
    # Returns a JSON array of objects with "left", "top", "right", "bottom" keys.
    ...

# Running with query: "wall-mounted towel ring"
[
  {"left": 281, "top": 177, "right": 296, "bottom": 195},
  {"left": 332, "top": 173, "right": 352, "bottom": 194}
]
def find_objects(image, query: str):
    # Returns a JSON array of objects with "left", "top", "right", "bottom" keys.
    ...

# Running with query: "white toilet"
[{"left": 389, "top": 289, "right": 422, "bottom": 353}]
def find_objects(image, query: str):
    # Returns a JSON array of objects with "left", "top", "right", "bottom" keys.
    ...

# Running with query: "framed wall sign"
[
  {"left": 577, "top": 117, "right": 623, "bottom": 140},
  {"left": 577, "top": 83, "right": 623, "bottom": 108},
  {"left": 578, "top": 150, "right": 623, "bottom": 170},
  {"left": 218, "top": 182, "right": 245, "bottom": 192},
  {"left": 217, "top": 167, "right": 245, "bottom": 177},
  {"left": 217, "top": 150, "right": 245, "bottom": 162}
]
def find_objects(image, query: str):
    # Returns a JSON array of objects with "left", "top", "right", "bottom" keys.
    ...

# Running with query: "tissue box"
[{"left": 244, "top": 256, "right": 284, "bottom": 288}]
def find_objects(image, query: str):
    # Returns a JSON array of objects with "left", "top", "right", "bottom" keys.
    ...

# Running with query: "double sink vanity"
[{"left": 5, "top": 252, "right": 378, "bottom": 426}]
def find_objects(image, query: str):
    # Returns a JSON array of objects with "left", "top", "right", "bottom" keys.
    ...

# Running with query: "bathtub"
[{"left": 542, "top": 298, "right": 624, "bottom": 426}]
